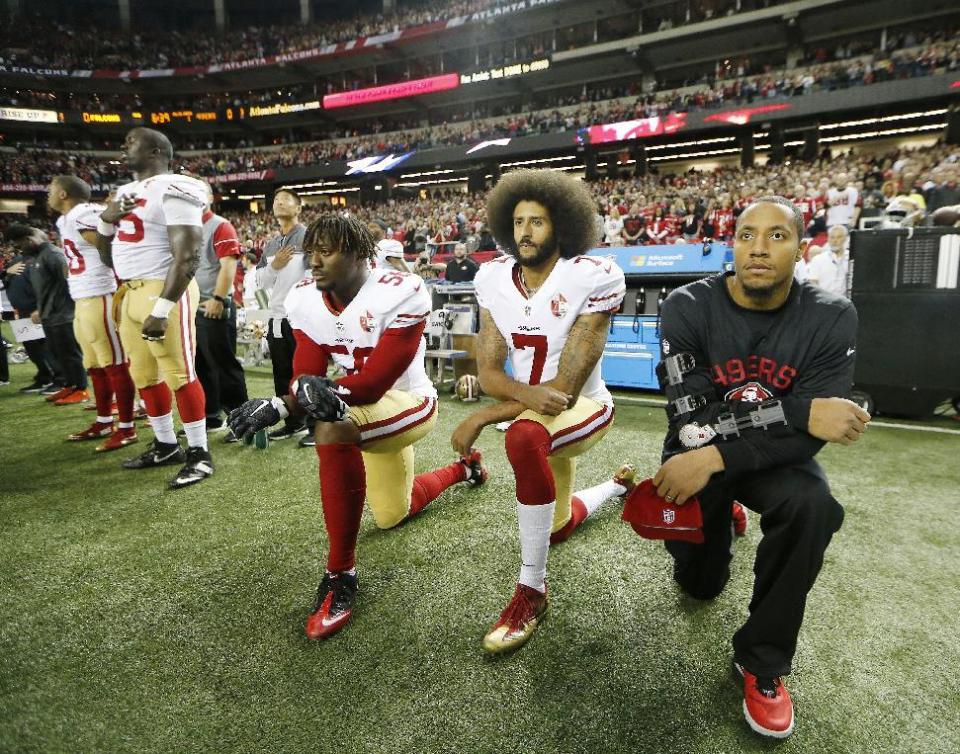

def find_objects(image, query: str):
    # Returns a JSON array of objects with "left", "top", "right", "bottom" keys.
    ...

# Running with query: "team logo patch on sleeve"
[{"left": 725, "top": 381, "right": 773, "bottom": 403}]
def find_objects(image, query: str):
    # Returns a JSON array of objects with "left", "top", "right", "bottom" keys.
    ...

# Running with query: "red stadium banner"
[
  {"left": 583, "top": 112, "right": 688, "bottom": 145},
  {"left": 323, "top": 73, "right": 460, "bottom": 109},
  {"left": 704, "top": 103, "right": 792, "bottom": 125}
]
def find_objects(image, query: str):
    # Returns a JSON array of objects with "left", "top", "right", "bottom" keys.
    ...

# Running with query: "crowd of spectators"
[
  {"left": 214, "top": 142, "right": 959, "bottom": 260},
  {"left": 0, "top": 0, "right": 794, "bottom": 73},
  {"left": 0, "top": 0, "right": 501, "bottom": 72},
  {"left": 4, "top": 30, "right": 956, "bottom": 191}
]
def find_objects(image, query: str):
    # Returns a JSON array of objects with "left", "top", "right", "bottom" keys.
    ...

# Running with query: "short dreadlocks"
[
  {"left": 486, "top": 169, "right": 600, "bottom": 259},
  {"left": 303, "top": 214, "right": 377, "bottom": 263}
]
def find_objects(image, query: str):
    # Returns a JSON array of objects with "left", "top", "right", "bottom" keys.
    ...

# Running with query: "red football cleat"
[
  {"left": 54, "top": 389, "right": 90, "bottom": 406},
  {"left": 305, "top": 571, "right": 358, "bottom": 640},
  {"left": 482, "top": 582, "right": 548, "bottom": 653},
  {"left": 96, "top": 427, "right": 139, "bottom": 453},
  {"left": 460, "top": 448, "right": 488, "bottom": 487},
  {"left": 734, "top": 662, "right": 795, "bottom": 738},
  {"left": 45, "top": 386, "right": 75, "bottom": 403},
  {"left": 67, "top": 421, "right": 114, "bottom": 442},
  {"left": 732, "top": 501, "right": 748, "bottom": 536},
  {"left": 613, "top": 463, "right": 638, "bottom": 495}
]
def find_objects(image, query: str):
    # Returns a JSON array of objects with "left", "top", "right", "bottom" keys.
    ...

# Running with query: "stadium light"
[{"left": 819, "top": 109, "right": 948, "bottom": 130}]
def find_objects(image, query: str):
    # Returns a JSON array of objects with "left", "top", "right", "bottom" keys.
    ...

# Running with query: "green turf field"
[{"left": 1, "top": 350, "right": 958, "bottom": 754}]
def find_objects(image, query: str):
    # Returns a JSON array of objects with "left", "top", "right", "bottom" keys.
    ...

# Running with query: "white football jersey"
[
  {"left": 111, "top": 173, "right": 208, "bottom": 281},
  {"left": 56, "top": 202, "right": 117, "bottom": 300},
  {"left": 285, "top": 269, "right": 437, "bottom": 400},
  {"left": 826, "top": 186, "right": 859, "bottom": 227},
  {"left": 474, "top": 255, "right": 626, "bottom": 406}
]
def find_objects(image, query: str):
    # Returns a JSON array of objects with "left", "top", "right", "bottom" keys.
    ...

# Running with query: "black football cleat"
[
  {"left": 122, "top": 440, "right": 186, "bottom": 470},
  {"left": 305, "top": 571, "right": 358, "bottom": 640},
  {"left": 168, "top": 447, "right": 214, "bottom": 489},
  {"left": 460, "top": 448, "right": 488, "bottom": 488}
]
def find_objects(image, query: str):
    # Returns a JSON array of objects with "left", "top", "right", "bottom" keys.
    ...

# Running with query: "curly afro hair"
[
  {"left": 486, "top": 169, "right": 599, "bottom": 259},
  {"left": 303, "top": 213, "right": 377, "bottom": 263}
]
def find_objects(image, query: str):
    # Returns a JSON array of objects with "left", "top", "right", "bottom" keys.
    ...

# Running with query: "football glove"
[
  {"left": 227, "top": 397, "right": 289, "bottom": 442},
  {"left": 293, "top": 375, "right": 349, "bottom": 422}
]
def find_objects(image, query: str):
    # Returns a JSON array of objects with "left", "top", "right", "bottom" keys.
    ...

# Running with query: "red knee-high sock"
[
  {"left": 409, "top": 461, "right": 468, "bottom": 518},
  {"left": 317, "top": 443, "right": 366, "bottom": 573},
  {"left": 549, "top": 496, "right": 588, "bottom": 545},
  {"left": 139, "top": 382, "right": 172, "bottom": 417},
  {"left": 105, "top": 363, "right": 136, "bottom": 424},
  {"left": 504, "top": 420, "right": 556, "bottom": 505},
  {"left": 174, "top": 380, "right": 206, "bottom": 423},
  {"left": 88, "top": 367, "right": 114, "bottom": 419}
]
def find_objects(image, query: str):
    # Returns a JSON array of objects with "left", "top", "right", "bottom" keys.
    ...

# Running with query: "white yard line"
[{"left": 611, "top": 394, "right": 960, "bottom": 436}]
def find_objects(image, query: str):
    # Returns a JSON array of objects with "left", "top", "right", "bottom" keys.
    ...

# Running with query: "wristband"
[
  {"left": 97, "top": 219, "right": 116, "bottom": 236},
  {"left": 270, "top": 396, "right": 290, "bottom": 420},
  {"left": 150, "top": 298, "right": 176, "bottom": 319},
  {"left": 213, "top": 294, "right": 228, "bottom": 304}
]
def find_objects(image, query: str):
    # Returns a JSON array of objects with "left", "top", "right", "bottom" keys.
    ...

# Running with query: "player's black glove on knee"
[
  {"left": 293, "top": 376, "right": 349, "bottom": 422},
  {"left": 227, "top": 397, "right": 286, "bottom": 441}
]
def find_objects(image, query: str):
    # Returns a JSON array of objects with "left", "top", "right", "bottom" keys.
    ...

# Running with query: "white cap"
[{"left": 377, "top": 239, "right": 405, "bottom": 258}]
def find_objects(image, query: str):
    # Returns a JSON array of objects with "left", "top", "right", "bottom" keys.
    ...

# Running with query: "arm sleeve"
[
  {"left": 473, "top": 264, "right": 491, "bottom": 308},
  {"left": 213, "top": 221, "right": 241, "bottom": 259},
  {"left": 75, "top": 206, "right": 100, "bottom": 232},
  {"left": 161, "top": 183, "right": 205, "bottom": 227},
  {"left": 583, "top": 259, "right": 626, "bottom": 314},
  {"left": 255, "top": 242, "right": 279, "bottom": 290},
  {"left": 291, "top": 329, "right": 330, "bottom": 391},
  {"left": 335, "top": 321, "right": 426, "bottom": 405}
]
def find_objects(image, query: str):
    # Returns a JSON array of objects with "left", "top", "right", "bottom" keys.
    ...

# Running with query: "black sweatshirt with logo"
[{"left": 657, "top": 272, "right": 857, "bottom": 473}]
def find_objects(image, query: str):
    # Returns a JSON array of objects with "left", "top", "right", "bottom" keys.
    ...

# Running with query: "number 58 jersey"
[
  {"left": 285, "top": 269, "right": 437, "bottom": 400},
  {"left": 474, "top": 255, "right": 625, "bottom": 406}
]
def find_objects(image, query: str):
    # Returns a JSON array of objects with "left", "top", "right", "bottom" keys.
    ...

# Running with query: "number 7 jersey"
[{"left": 474, "top": 255, "right": 625, "bottom": 406}]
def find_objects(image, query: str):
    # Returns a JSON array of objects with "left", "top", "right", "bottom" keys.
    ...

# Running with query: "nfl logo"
[
  {"left": 359, "top": 310, "right": 376, "bottom": 333},
  {"left": 662, "top": 509, "right": 676, "bottom": 524},
  {"left": 524, "top": 305, "right": 532, "bottom": 317},
  {"left": 335, "top": 320, "right": 345, "bottom": 333},
  {"left": 550, "top": 293, "right": 568, "bottom": 318}
]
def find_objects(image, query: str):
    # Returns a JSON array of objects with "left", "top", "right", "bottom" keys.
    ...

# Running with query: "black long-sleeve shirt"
[
  {"left": 0, "top": 254, "right": 38, "bottom": 314},
  {"left": 658, "top": 272, "right": 858, "bottom": 474},
  {"left": 27, "top": 243, "right": 74, "bottom": 326}
]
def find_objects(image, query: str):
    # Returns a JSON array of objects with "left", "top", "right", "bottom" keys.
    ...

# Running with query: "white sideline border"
[{"left": 610, "top": 394, "right": 960, "bottom": 436}]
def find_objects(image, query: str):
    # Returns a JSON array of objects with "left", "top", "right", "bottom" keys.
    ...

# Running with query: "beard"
[{"left": 512, "top": 233, "right": 558, "bottom": 267}]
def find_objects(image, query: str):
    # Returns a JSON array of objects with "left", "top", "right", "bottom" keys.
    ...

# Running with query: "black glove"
[
  {"left": 227, "top": 397, "right": 285, "bottom": 441},
  {"left": 293, "top": 375, "right": 349, "bottom": 422}
]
